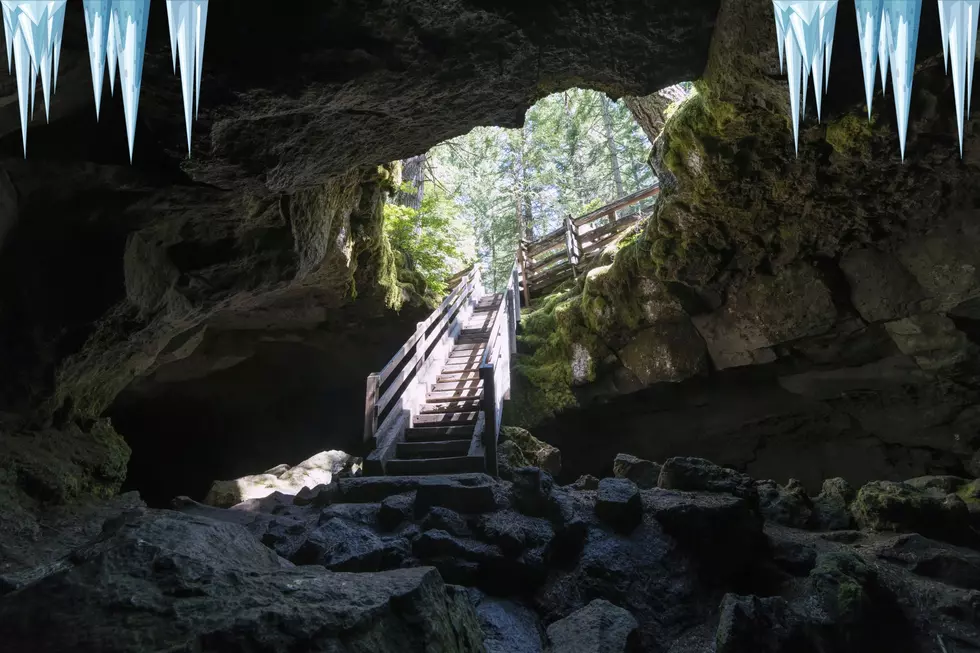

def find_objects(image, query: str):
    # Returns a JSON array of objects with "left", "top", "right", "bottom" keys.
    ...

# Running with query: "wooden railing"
[
  {"left": 478, "top": 260, "right": 520, "bottom": 475},
  {"left": 363, "top": 265, "right": 484, "bottom": 470},
  {"left": 519, "top": 184, "right": 660, "bottom": 299}
]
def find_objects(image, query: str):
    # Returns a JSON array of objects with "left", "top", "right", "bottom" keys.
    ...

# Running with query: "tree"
[{"left": 389, "top": 87, "right": 659, "bottom": 295}]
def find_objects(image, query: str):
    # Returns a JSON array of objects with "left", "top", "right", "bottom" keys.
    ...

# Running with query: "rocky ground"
[{"left": 1, "top": 450, "right": 978, "bottom": 652}]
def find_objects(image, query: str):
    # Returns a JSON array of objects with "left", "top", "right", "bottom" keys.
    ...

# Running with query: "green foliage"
[
  {"left": 384, "top": 186, "right": 474, "bottom": 297},
  {"left": 426, "top": 88, "right": 657, "bottom": 292}
]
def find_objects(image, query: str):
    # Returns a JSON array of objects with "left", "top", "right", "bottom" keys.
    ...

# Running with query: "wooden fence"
[
  {"left": 364, "top": 265, "right": 483, "bottom": 449},
  {"left": 519, "top": 184, "right": 660, "bottom": 301},
  {"left": 478, "top": 260, "right": 519, "bottom": 475}
]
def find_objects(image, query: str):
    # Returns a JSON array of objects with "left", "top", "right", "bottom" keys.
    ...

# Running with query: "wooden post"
[
  {"left": 506, "top": 287, "right": 517, "bottom": 354},
  {"left": 363, "top": 373, "right": 380, "bottom": 443},
  {"left": 480, "top": 362, "right": 498, "bottom": 477},
  {"left": 519, "top": 241, "right": 532, "bottom": 306},
  {"left": 564, "top": 215, "right": 579, "bottom": 280}
]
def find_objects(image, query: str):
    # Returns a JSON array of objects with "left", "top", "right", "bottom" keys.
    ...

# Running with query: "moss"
[
  {"left": 957, "top": 479, "right": 980, "bottom": 506},
  {"left": 825, "top": 114, "right": 874, "bottom": 157}
]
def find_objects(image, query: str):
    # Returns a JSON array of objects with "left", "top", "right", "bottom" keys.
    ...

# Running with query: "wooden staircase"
[{"left": 386, "top": 294, "right": 502, "bottom": 475}]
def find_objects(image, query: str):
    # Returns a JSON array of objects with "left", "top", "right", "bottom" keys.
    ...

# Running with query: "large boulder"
[
  {"left": 658, "top": 457, "right": 757, "bottom": 502},
  {"left": 715, "top": 594, "right": 804, "bottom": 653},
  {"left": 468, "top": 589, "right": 545, "bottom": 653},
  {"left": 755, "top": 479, "right": 812, "bottom": 528},
  {"left": 612, "top": 454, "right": 661, "bottom": 489},
  {"left": 545, "top": 599, "right": 640, "bottom": 652},
  {"left": 293, "top": 517, "right": 400, "bottom": 571},
  {"left": 595, "top": 478, "right": 643, "bottom": 534},
  {"left": 810, "top": 478, "right": 855, "bottom": 531},
  {"left": 647, "top": 489, "right": 764, "bottom": 579},
  {"left": 869, "top": 533, "right": 980, "bottom": 590},
  {"left": 0, "top": 510, "right": 484, "bottom": 652},
  {"left": 204, "top": 450, "right": 360, "bottom": 508},
  {"left": 851, "top": 480, "right": 974, "bottom": 546}
]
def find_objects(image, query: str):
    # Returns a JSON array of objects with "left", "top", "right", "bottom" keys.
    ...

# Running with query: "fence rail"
[
  {"left": 519, "top": 184, "right": 660, "bottom": 299},
  {"left": 364, "top": 265, "right": 482, "bottom": 449}
]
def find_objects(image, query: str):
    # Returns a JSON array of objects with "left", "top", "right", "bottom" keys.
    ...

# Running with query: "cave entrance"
[{"left": 108, "top": 84, "right": 690, "bottom": 508}]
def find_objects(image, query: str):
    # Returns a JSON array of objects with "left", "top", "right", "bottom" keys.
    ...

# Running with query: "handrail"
[
  {"left": 478, "top": 258, "right": 519, "bottom": 476},
  {"left": 521, "top": 184, "right": 659, "bottom": 299},
  {"left": 365, "top": 265, "right": 481, "bottom": 444}
]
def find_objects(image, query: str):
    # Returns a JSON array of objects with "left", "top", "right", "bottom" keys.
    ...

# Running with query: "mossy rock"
[
  {"left": 498, "top": 426, "right": 561, "bottom": 477},
  {"left": 852, "top": 480, "right": 973, "bottom": 546},
  {"left": 806, "top": 552, "right": 874, "bottom": 625}
]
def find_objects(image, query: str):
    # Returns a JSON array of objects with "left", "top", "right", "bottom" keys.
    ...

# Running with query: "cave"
[{"left": 2, "top": 0, "right": 980, "bottom": 651}]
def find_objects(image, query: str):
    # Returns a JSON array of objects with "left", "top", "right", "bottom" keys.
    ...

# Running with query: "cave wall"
[{"left": 513, "top": 0, "right": 980, "bottom": 486}]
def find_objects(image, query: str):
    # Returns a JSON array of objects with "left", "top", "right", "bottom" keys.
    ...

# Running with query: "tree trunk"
[
  {"left": 395, "top": 153, "right": 426, "bottom": 210},
  {"left": 563, "top": 93, "right": 588, "bottom": 210},
  {"left": 601, "top": 96, "right": 625, "bottom": 199},
  {"left": 623, "top": 93, "right": 672, "bottom": 143}
]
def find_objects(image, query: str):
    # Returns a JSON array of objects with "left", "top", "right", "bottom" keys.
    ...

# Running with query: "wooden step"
[
  {"left": 413, "top": 411, "right": 478, "bottom": 426},
  {"left": 452, "top": 342, "right": 485, "bottom": 351},
  {"left": 405, "top": 425, "right": 475, "bottom": 441},
  {"left": 437, "top": 371, "right": 481, "bottom": 383},
  {"left": 443, "top": 362, "right": 481, "bottom": 374},
  {"left": 427, "top": 388, "right": 483, "bottom": 402},
  {"left": 396, "top": 439, "right": 471, "bottom": 459},
  {"left": 432, "top": 379, "right": 483, "bottom": 392},
  {"left": 419, "top": 399, "right": 482, "bottom": 414},
  {"left": 386, "top": 455, "right": 486, "bottom": 476}
]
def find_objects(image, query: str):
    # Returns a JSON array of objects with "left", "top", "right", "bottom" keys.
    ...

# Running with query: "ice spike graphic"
[
  {"left": 166, "top": 0, "right": 208, "bottom": 157},
  {"left": 883, "top": 0, "right": 923, "bottom": 160},
  {"left": 879, "top": 12, "right": 890, "bottom": 92},
  {"left": 82, "top": 0, "right": 111, "bottom": 119},
  {"left": 193, "top": 0, "right": 207, "bottom": 118},
  {"left": 106, "top": 10, "right": 117, "bottom": 95},
  {"left": 855, "top": 0, "right": 883, "bottom": 119},
  {"left": 775, "top": 5, "right": 790, "bottom": 73},
  {"left": 2, "top": 2, "right": 13, "bottom": 73},
  {"left": 772, "top": 1, "right": 839, "bottom": 153},
  {"left": 938, "top": 1, "right": 980, "bottom": 157},
  {"left": 112, "top": 0, "right": 150, "bottom": 162}
]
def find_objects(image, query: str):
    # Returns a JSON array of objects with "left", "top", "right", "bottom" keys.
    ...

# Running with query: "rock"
[
  {"left": 545, "top": 599, "right": 640, "bottom": 653},
  {"left": 767, "top": 534, "right": 817, "bottom": 576},
  {"left": 803, "top": 552, "right": 877, "bottom": 646},
  {"left": 870, "top": 533, "right": 980, "bottom": 590},
  {"left": 904, "top": 475, "right": 969, "bottom": 494},
  {"left": 569, "top": 474, "right": 601, "bottom": 491},
  {"left": 647, "top": 489, "right": 763, "bottom": 578},
  {"left": 511, "top": 467, "right": 556, "bottom": 517},
  {"left": 546, "top": 493, "right": 589, "bottom": 568},
  {"left": 467, "top": 589, "right": 545, "bottom": 653},
  {"left": 292, "top": 485, "right": 318, "bottom": 506},
  {"left": 335, "top": 474, "right": 494, "bottom": 505},
  {"left": 412, "top": 476, "right": 499, "bottom": 516},
  {"left": 0, "top": 510, "right": 484, "bottom": 652},
  {"left": 232, "top": 490, "right": 295, "bottom": 514},
  {"left": 810, "top": 478, "right": 855, "bottom": 531},
  {"left": 616, "top": 320, "right": 709, "bottom": 385},
  {"left": 969, "top": 450, "right": 980, "bottom": 478},
  {"left": 755, "top": 479, "right": 812, "bottom": 527},
  {"left": 412, "top": 528, "right": 544, "bottom": 595},
  {"left": 839, "top": 248, "right": 931, "bottom": 323},
  {"left": 475, "top": 511, "right": 553, "bottom": 557},
  {"left": 612, "top": 454, "right": 661, "bottom": 489},
  {"left": 715, "top": 594, "right": 803, "bottom": 653},
  {"left": 691, "top": 264, "right": 837, "bottom": 370},
  {"left": 378, "top": 493, "right": 414, "bottom": 531},
  {"left": 204, "top": 450, "right": 359, "bottom": 508},
  {"left": 884, "top": 315, "right": 974, "bottom": 371},
  {"left": 319, "top": 502, "right": 382, "bottom": 527},
  {"left": 500, "top": 426, "right": 562, "bottom": 477},
  {"left": 851, "top": 480, "right": 973, "bottom": 546},
  {"left": 422, "top": 506, "right": 471, "bottom": 537},
  {"left": 658, "top": 457, "right": 757, "bottom": 502},
  {"left": 293, "top": 517, "right": 392, "bottom": 571},
  {"left": 595, "top": 478, "right": 643, "bottom": 534}
]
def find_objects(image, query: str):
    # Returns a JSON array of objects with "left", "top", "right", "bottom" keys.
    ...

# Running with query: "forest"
[{"left": 384, "top": 87, "right": 679, "bottom": 294}]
